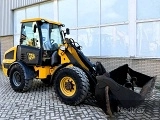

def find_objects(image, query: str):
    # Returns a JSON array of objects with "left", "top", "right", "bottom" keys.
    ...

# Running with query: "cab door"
[{"left": 17, "top": 22, "right": 42, "bottom": 65}]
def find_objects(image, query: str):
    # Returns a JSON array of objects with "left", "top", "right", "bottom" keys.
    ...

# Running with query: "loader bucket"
[{"left": 95, "top": 64, "right": 156, "bottom": 115}]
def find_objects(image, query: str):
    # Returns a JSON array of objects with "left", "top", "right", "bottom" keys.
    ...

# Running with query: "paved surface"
[{"left": 0, "top": 70, "right": 160, "bottom": 120}]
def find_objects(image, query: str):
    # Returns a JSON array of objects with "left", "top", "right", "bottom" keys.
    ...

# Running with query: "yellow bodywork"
[
  {"left": 34, "top": 66, "right": 58, "bottom": 79},
  {"left": 21, "top": 18, "right": 62, "bottom": 25},
  {"left": 58, "top": 40, "right": 89, "bottom": 71},
  {"left": 2, "top": 46, "right": 17, "bottom": 76}
]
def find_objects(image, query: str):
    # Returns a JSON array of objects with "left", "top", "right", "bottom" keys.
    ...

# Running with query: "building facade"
[{"left": 0, "top": 0, "right": 160, "bottom": 80}]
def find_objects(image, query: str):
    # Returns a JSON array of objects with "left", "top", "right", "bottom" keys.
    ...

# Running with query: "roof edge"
[{"left": 21, "top": 18, "right": 62, "bottom": 25}]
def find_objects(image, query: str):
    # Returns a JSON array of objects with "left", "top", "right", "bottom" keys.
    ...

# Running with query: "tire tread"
[
  {"left": 54, "top": 66, "right": 90, "bottom": 105},
  {"left": 9, "top": 64, "right": 33, "bottom": 92}
]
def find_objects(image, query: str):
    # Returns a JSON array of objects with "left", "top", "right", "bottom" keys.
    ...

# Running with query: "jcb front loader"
[
  {"left": 2, "top": 18, "right": 97, "bottom": 105},
  {"left": 2, "top": 18, "right": 156, "bottom": 114}
]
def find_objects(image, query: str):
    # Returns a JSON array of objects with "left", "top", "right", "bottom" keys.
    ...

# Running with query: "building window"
[
  {"left": 78, "top": 0, "right": 100, "bottom": 27},
  {"left": 58, "top": 0, "right": 129, "bottom": 57},
  {"left": 78, "top": 28, "right": 100, "bottom": 56},
  {"left": 101, "top": 0, "right": 128, "bottom": 24},
  {"left": 101, "top": 25, "right": 129, "bottom": 57},
  {"left": 136, "top": 0, "right": 160, "bottom": 58},
  {"left": 14, "top": 8, "right": 25, "bottom": 46},
  {"left": 40, "top": 2, "right": 54, "bottom": 20},
  {"left": 26, "top": 5, "right": 39, "bottom": 18},
  {"left": 58, "top": 0, "right": 77, "bottom": 28},
  {"left": 137, "top": 22, "right": 160, "bottom": 57},
  {"left": 137, "top": 0, "right": 160, "bottom": 20},
  {"left": 70, "top": 30, "right": 77, "bottom": 42}
]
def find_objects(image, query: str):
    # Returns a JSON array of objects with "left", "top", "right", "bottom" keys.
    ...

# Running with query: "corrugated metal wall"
[
  {"left": 0, "top": 0, "right": 50, "bottom": 36},
  {"left": 11, "top": 0, "right": 50, "bottom": 9}
]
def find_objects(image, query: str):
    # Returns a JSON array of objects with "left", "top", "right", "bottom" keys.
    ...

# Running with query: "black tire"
[
  {"left": 54, "top": 66, "right": 90, "bottom": 105},
  {"left": 9, "top": 64, "right": 33, "bottom": 92}
]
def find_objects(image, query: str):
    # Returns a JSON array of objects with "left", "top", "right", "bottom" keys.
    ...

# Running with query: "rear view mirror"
[
  {"left": 66, "top": 28, "right": 70, "bottom": 35},
  {"left": 33, "top": 24, "right": 37, "bottom": 33}
]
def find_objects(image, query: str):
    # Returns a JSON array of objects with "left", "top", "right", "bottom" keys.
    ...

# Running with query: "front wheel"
[
  {"left": 54, "top": 66, "right": 90, "bottom": 105},
  {"left": 9, "top": 64, "right": 33, "bottom": 92}
]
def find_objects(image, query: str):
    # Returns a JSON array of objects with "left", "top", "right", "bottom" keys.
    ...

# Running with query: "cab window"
[
  {"left": 20, "top": 22, "right": 40, "bottom": 48},
  {"left": 50, "top": 24, "right": 63, "bottom": 46},
  {"left": 40, "top": 22, "right": 63, "bottom": 50}
]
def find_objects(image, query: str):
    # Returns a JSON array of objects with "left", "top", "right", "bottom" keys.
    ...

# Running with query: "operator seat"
[{"left": 42, "top": 42, "right": 59, "bottom": 66}]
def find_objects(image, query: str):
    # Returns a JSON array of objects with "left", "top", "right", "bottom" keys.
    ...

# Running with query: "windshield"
[{"left": 41, "top": 22, "right": 63, "bottom": 50}]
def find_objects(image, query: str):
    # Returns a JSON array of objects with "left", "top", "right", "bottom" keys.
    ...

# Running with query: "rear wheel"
[
  {"left": 9, "top": 64, "right": 33, "bottom": 92},
  {"left": 54, "top": 66, "right": 90, "bottom": 105}
]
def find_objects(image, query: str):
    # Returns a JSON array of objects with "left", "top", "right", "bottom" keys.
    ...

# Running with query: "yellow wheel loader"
[
  {"left": 2, "top": 18, "right": 156, "bottom": 115},
  {"left": 2, "top": 18, "right": 96, "bottom": 105}
]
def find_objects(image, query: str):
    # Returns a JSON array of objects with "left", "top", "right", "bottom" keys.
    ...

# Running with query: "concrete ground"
[{"left": 0, "top": 70, "right": 160, "bottom": 120}]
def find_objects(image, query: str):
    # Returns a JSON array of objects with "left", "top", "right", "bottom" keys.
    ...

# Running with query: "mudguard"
[{"left": 8, "top": 61, "right": 35, "bottom": 80}]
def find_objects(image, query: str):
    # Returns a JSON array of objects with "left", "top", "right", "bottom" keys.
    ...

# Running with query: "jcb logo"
[{"left": 27, "top": 53, "right": 35, "bottom": 61}]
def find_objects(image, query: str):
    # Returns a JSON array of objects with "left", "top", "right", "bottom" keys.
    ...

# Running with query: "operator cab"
[
  {"left": 17, "top": 18, "right": 65, "bottom": 66},
  {"left": 20, "top": 18, "right": 63, "bottom": 50}
]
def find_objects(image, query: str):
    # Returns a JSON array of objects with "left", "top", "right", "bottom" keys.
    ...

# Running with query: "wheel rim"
[
  {"left": 60, "top": 77, "right": 76, "bottom": 97},
  {"left": 12, "top": 71, "right": 21, "bottom": 87}
]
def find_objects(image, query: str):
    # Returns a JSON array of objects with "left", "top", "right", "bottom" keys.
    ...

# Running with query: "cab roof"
[{"left": 21, "top": 18, "right": 63, "bottom": 25}]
